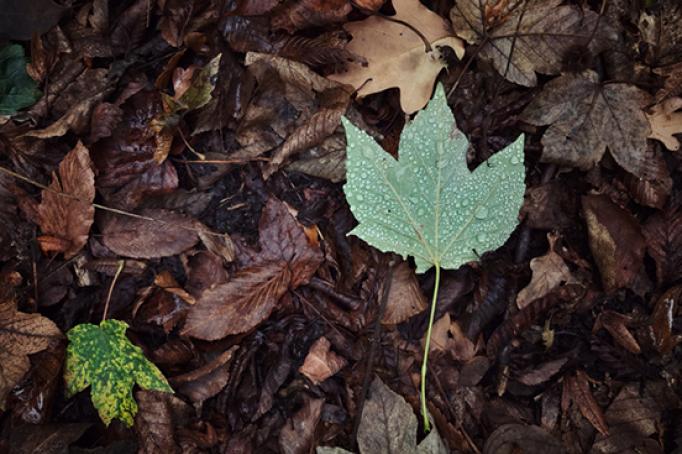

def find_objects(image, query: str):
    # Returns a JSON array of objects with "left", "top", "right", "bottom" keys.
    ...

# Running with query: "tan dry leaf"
[
  {"left": 181, "top": 262, "right": 291, "bottom": 340},
  {"left": 0, "top": 300, "right": 62, "bottom": 409},
  {"left": 424, "top": 313, "right": 477, "bottom": 361},
  {"left": 299, "top": 336, "right": 347, "bottom": 385},
  {"left": 100, "top": 208, "right": 199, "bottom": 259},
  {"left": 327, "top": 0, "right": 464, "bottom": 114},
  {"left": 451, "top": 0, "right": 615, "bottom": 87},
  {"left": 517, "top": 233, "right": 573, "bottom": 309},
  {"left": 521, "top": 71, "right": 652, "bottom": 176},
  {"left": 382, "top": 261, "right": 427, "bottom": 325},
  {"left": 37, "top": 141, "right": 95, "bottom": 259},
  {"left": 646, "top": 97, "right": 682, "bottom": 151},
  {"left": 154, "top": 270, "right": 196, "bottom": 306}
]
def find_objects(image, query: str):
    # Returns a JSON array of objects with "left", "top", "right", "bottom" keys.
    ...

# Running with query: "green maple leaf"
[
  {"left": 343, "top": 83, "right": 525, "bottom": 273},
  {"left": 342, "top": 83, "right": 525, "bottom": 430},
  {"left": 0, "top": 44, "right": 41, "bottom": 116},
  {"left": 64, "top": 319, "right": 173, "bottom": 427}
]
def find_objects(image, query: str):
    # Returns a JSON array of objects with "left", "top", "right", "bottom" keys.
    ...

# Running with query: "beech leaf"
[
  {"left": 343, "top": 83, "right": 525, "bottom": 274},
  {"left": 64, "top": 319, "right": 173, "bottom": 427}
]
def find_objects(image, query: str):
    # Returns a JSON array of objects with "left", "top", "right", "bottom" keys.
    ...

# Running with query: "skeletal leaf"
[
  {"left": 343, "top": 83, "right": 525, "bottom": 274},
  {"left": 64, "top": 319, "right": 173, "bottom": 427}
]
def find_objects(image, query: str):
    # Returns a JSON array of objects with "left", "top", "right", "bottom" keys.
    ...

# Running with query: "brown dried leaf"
[
  {"left": 646, "top": 97, "right": 682, "bottom": 151},
  {"left": 382, "top": 261, "right": 427, "bottom": 325},
  {"left": 654, "top": 62, "right": 682, "bottom": 102},
  {"left": 279, "top": 397, "right": 324, "bottom": 454},
  {"left": 593, "top": 310, "right": 641, "bottom": 355},
  {"left": 89, "top": 102, "right": 123, "bottom": 144},
  {"left": 270, "top": 0, "right": 351, "bottom": 33},
  {"left": 642, "top": 206, "right": 682, "bottom": 285},
  {"left": 169, "top": 346, "right": 238, "bottom": 404},
  {"left": 0, "top": 300, "right": 62, "bottom": 409},
  {"left": 521, "top": 71, "right": 652, "bottom": 176},
  {"left": 275, "top": 32, "right": 359, "bottom": 68},
  {"left": 328, "top": 0, "right": 464, "bottom": 114},
  {"left": 517, "top": 233, "right": 573, "bottom": 309},
  {"left": 100, "top": 209, "right": 199, "bottom": 259},
  {"left": 37, "top": 142, "right": 95, "bottom": 259},
  {"left": 181, "top": 262, "right": 291, "bottom": 340},
  {"left": 8, "top": 423, "right": 90, "bottom": 454},
  {"left": 451, "top": 0, "right": 616, "bottom": 87},
  {"left": 482, "top": 424, "right": 563, "bottom": 454},
  {"left": 639, "top": 2, "right": 682, "bottom": 66},
  {"left": 516, "top": 357, "right": 568, "bottom": 387},
  {"left": 565, "top": 370, "right": 609, "bottom": 436},
  {"left": 110, "top": 0, "right": 149, "bottom": 55},
  {"left": 582, "top": 195, "right": 646, "bottom": 292},
  {"left": 134, "top": 390, "right": 191, "bottom": 454},
  {"left": 299, "top": 336, "right": 347, "bottom": 385},
  {"left": 521, "top": 181, "right": 577, "bottom": 230},
  {"left": 623, "top": 144, "right": 672, "bottom": 209},
  {"left": 650, "top": 286, "right": 682, "bottom": 354}
]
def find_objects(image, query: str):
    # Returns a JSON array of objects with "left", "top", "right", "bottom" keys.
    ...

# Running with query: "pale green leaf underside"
[
  {"left": 343, "top": 84, "right": 525, "bottom": 273},
  {"left": 64, "top": 319, "right": 173, "bottom": 427}
]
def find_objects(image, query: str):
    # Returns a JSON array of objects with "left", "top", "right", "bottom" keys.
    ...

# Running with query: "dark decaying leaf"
[
  {"left": 591, "top": 385, "right": 661, "bottom": 453},
  {"left": 381, "top": 260, "right": 427, "bottom": 325},
  {"left": 521, "top": 71, "right": 651, "bottom": 176},
  {"left": 563, "top": 370, "right": 609, "bottom": 436},
  {"left": 521, "top": 180, "right": 577, "bottom": 230},
  {"left": 37, "top": 141, "right": 96, "bottom": 259},
  {"left": 593, "top": 310, "right": 641, "bottom": 354},
  {"left": 110, "top": 0, "right": 149, "bottom": 55},
  {"left": 623, "top": 144, "right": 672, "bottom": 209},
  {"left": 275, "top": 32, "right": 358, "bottom": 68},
  {"left": 650, "top": 286, "right": 682, "bottom": 354},
  {"left": 450, "top": 0, "right": 616, "bottom": 87},
  {"left": 279, "top": 397, "right": 324, "bottom": 454},
  {"left": 0, "top": 0, "right": 66, "bottom": 40},
  {"left": 298, "top": 336, "right": 347, "bottom": 385},
  {"left": 135, "top": 390, "right": 186, "bottom": 454},
  {"left": 182, "top": 262, "right": 291, "bottom": 340},
  {"left": 270, "top": 0, "right": 351, "bottom": 33},
  {"left": 0, "top": 299, "right": 62, "bottom": 409},
  {"left": 8, "top": 423, "right": 90, "bottom": 454},
  {"left": 169, "top": 346, "right": 238, "bottom": 404},
  {"left": 100, "top": 209, "right": 199, "bottom": 259},
  {"left": 642, "top": 205, "right": 682, "bottom": 285},
  {"left": 482, "top": 424, "right": 563, "bottom": 454},
  {"left": 515, "top": 357, "right": 568, "bottom": 387},
  {"left": 582, "top": 195, "right": 646, "bottom": 292},
  {"left": 639, "top": 1, "right": 682, "bottom": 66},
  {"left": 89, "top": 102, "right": 124, "bottom": 144}
]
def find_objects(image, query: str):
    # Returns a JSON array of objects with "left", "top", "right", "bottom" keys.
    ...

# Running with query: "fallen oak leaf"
[
  {"left": 521, "top": 71, "right": 652, "bottom": 176},
  {"left": 37, "top": 141, "right": 95, "bottom": 259},
  {"left": 328, "top": 0, "right": 464, "bottom": 114},
  {"left": 646, "top": 97, "right": 682, "bottom": 151},
  {"left": 0, "top": 299, "right": 62, "bottom": 409}
]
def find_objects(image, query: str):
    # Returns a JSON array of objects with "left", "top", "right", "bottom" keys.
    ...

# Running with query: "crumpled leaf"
[
  {"left": 328, "top": 0, "right": 464, "bottom": 114},
  {"left": 299, "top": 336, "right": 348, "bottom": 385},
  {"left": 0, "top": 44, "right": 41, "bottom": 116},
  {"left": 516, "top": 233, "right": 573, "bottom": 309},
  {"left": 642, "top": 206, "right": 682, "bottom": 285},
  {"left": 182, "top": 198, "right": 323, "bottom": 340},
  {"left": 450, "top": 0, "right": 615, "bottom": 87},
  {"left": 37, "top": 141, "right": 95, "bottom": 259},
  {"left": 381, "top": 261, "right": 427, "bottom": 325},
  {"left": 100, "top": 209, "right": 200, "bottom": 259},
  {"left": 64, "top": 319, "right": 173, "bottom": 427},
  {"left": 582, "top": 195, "right": 645, "bottom": 292},
  {"left": 343, "top": 83, "right": 525, "bottom": 274},
  {"left": 0, "top": 299, "right": 62, "bottom": 409},
  {"left": 521, "top": 70, "right": 651, "bottom": 176},
  {"left": 646, "top": 97, "right": 682, "bottom": 151}
]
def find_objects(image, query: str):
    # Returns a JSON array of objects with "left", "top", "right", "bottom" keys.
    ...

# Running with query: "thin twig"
[{"left": 102, "top": 259, "right": 125, "bottom": 322}]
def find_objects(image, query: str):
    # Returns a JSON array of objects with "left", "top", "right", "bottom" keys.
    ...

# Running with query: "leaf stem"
[
  {"left": 420, "top": 262, "right": 441, "bottom": 432},
  {"left": 102, "top": 260, "right": 125, "bottom": 322}
]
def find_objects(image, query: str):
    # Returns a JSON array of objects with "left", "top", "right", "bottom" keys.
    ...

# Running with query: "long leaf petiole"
[{"left": 420, "top": 262, "right": 441, "bottom": 432}]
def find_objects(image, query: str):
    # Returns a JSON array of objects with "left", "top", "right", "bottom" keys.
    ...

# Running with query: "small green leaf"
[
  {"left": 64, "top": 319, "right": 173, "bottom": 427},
  {"left": 343, "top": 83, "right": 525, "bottom": 273},
  {"left": 0, "top": 44, "right": 41, "bottom": 116}
]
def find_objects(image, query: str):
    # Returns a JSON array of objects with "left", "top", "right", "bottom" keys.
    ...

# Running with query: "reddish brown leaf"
[
  {"left": 135, "top": 390, "right": 192, "bottom": 454},
  {"left": 0, "top": 299, "right": 62, "bottom": 409},
  {"left": 565, "top": 370, "right": 609, "bottom": 436},
  {"left": 593, "top": 310, "right": 641, "bottom": 354},
  {"left": 275, "top": 32, "right": 359, "bottom": 68},
  {"left": 651, "top": 286, "right": 682, "bottom": 353},
  {"left": 37, "top": 142, "right": 95, "bottom": 259},
  {"left": 299, "top": 336, "right": 347, "bottom": 385},
  {"left": 100, "top": 209, "right": 199, "bottom": 259},
  {"left": 623, "top": 144, "right": 672, "bottom": 209},
  {"left": 270, "top": 0, "right": 351, "bottom": 33},
  {"left": 643, "top": 206, "right": 682, "bottom": 285},
  {"left": 278, "top": 397, "right": 324, "bottom": 454},
  {"left": 182, "top": 262, "right": 291, "bottom": 340},
  {"left": 582, "top": 195, "right": 646, "bottom": 292},
  {"left": 226, "top": 0, "right": 280, "bottom": 16},
  {"left": 381, "top": 261, "right": 427, "bottom": 325},
  {"left": 169, "top": 346, "right": 238, "bottom": 403},
  {"left": 516, "top": 358, "right": 568, "bottom": 387},
  {"left": 89, "top": 102, "right": 123, "bottom": 144}
]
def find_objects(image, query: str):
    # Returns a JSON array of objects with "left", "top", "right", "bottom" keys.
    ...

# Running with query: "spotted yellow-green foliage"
[
  {"left": 342, "top": 83, "right": 526, "bottom": 273},
  {"left": 64, "top": 319, "right": 173, "bottom": 427}
]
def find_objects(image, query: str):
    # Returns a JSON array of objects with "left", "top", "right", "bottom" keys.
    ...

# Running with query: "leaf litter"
[{"left": 1, "top": 0, "right": 682, "bottom": 452}]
